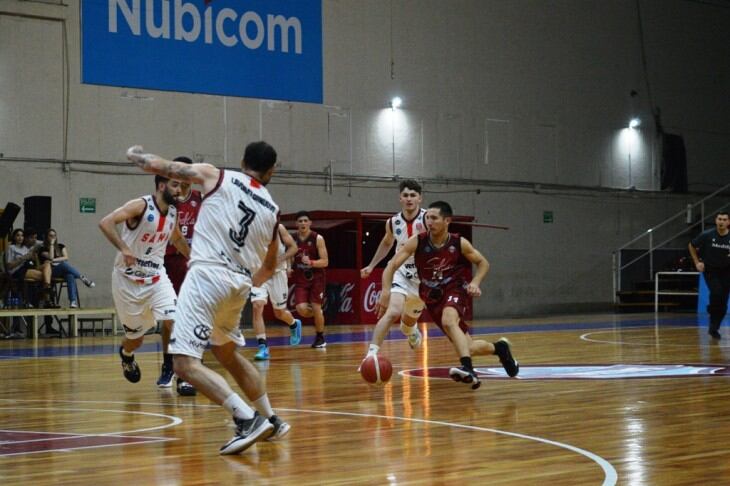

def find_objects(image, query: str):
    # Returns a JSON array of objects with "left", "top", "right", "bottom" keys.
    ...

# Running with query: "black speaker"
[
  {"left": 660, "top": 133, "right": 688, "bottom": 193},
  {"left": 24, "top": 196, "right": 52, "bottom": 236},
  {"left": 0, "top": 202, "right": 21, "bottom": 238}
]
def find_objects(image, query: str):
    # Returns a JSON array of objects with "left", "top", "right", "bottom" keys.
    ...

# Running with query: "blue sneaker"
[
  {"left": 290, "top": 319, "right": 302, "bottom": 346},
  {"left": 156, "top": 364, "right": 174, "bottom": 388},
  {"left": 254, "top": 343, "right": 270, "bottom": 361}
]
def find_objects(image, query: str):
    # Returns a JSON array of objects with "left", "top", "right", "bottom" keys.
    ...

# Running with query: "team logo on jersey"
[
  {"left": 395, "top": 220, "right": 401, "bottom": 225},
  {"left": 191, "top": 201, "right": 197, "bottom": 207},
  {"left": 147, "top": 214, "right": 155, "bottom": 222},
  {"left": 448, "top": 245, "right": 456, "bottom": 253},
  {"left": 396, "top": 229, "right": 402, "bottom": 235},
  {"left": 401, "top": 364, "right": 730, "bottom": 381},
  {"left": 424, "top": 245, "right": 432, "bottom": 253},
  {"left": 193, "top": 324, "right": 211, "bottom": 340}
]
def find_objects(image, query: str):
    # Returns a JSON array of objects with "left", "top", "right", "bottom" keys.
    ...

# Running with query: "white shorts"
[
  {"left": 391, "top": 265, "right": 425, "bottom": 319},
  {"left": 250, "top": 270, "right": 289, "bottom": 309},
  {"left": 111, "top": 270, "right": 177, "bottom": 339},
  {"left": 169, "top": 263, "right": 249, "bottom": 359}
]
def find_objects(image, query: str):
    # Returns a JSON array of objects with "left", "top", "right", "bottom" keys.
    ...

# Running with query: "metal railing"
[{"left": 613, "top": 182, "right": 730, "bottom": 302}]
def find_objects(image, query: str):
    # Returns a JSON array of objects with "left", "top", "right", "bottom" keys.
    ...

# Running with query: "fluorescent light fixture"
[
  {"left": 629, "top": 118, "right": 641, "bottom": 129},
  {"left": 390, "top": 96, "right": 402, "bottom": 109}
]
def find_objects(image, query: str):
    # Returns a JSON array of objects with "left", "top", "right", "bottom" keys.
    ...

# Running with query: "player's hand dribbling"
[
  {"left": 466, "top": 283, "right": 481, "bottom": 297},
  {"left": 360, "top": 266, "right": 373, "bottom": 279},
  {"left": 377, "top": 290, "right": 390, "bottom": 318}
]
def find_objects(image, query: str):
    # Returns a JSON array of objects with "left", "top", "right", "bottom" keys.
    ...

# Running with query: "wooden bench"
[{"left": 0, "top": 307, "right": 117, "bottom": 339}]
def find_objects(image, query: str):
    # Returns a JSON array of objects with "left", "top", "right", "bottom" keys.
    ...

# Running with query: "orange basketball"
[{"left": 360, "top": 354, "right": 393, "bottom": 384}]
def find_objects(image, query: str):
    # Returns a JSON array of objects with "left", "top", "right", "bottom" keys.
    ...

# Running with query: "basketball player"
[
  {"left": 98, "top": 176, "right": 190, "bottom": 386},
  {"left": 372, "top": 201, "right": 519, "bottom": 390},
  {"left": 292, "top": 211, "right": 328, "bottom": 348},
  {"left": 126, "top": 142, "right": 289, "bottom": 455},
  {"left": 360, "top": 180, "right": 427, "bottom": 353},
  {"left": 251, "top": 223, "right": 302, "bottom": 360},
  {"left": 160, "top": 156, "right": 201, "bottom": 396}
]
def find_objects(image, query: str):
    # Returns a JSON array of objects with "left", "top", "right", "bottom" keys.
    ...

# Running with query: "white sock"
[
  {"left": 400, "top": 322, "right": 415, "bottom": 335},
  {"left": 256, "top": 333, "right": 266, "bottom": 341},
  {"left": 121, "top": 348, "right": 134, "bottom": 357},
  {"left": 253, "top": 394, "right": 275, "bottom": 419},
  {"left": 367, "top": 344, "right": 380, "bottom": 356},
  {"left": 222, "top": 393, "right": 254, "bottom": 420}
]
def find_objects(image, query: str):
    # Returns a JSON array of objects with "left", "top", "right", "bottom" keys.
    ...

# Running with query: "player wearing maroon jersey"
[
  {"left": 292, "top": 211, "right": 328, "bottom": 348},
  {"left": 374, "top": 201, "right": 519, "bottom": 390},
  {"left": 160, "top": 156, "right": 202, "bottom": 396}
]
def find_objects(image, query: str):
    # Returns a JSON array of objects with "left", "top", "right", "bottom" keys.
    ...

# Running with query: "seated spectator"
[
  {"left": 4, "top": 227, "right": 49, "bottom": 306},
  {"left": 39, "top": 228, "right": 95, "bottom": 308}
]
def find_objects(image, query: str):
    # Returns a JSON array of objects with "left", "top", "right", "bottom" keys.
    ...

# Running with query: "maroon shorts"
[
  {"left": 294, "top": 273, "right": 326, "bottom": 306},
  {"left": 164, "top": 254, "right": 188, "bottom": 294},
  {"left": 422, "top": 286, "right": 470, "bottom": 336}
]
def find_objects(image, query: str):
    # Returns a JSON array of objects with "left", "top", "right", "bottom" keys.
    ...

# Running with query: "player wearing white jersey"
[
  {"left": 251, "top": 224, "right": 302, "bottom": 361},
  {"left": 126, "top": 141, "right": 289, "bottom": 455},
  {"left": 98, "top": 176, "right": 190, "bottom": 385},
  {"left": 360, "top": 180, "right": 427, "bottom": 362}
]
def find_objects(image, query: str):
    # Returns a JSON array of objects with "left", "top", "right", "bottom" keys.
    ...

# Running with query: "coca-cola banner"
[{"left": 263, "top": 268, "right": 471, "bottom": 325}]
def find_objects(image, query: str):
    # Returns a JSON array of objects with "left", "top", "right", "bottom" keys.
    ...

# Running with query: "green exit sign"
[
  {"left": 80, "top": 197, "right": 96, "bottom": 213},
  {"left": 543, "top": 210, "right": 553, "bottom": 223}
]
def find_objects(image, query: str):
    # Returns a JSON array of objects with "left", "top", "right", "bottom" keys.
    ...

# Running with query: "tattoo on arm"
[{"left": 165, "top": 163, "right": 198, "bottom": 183}]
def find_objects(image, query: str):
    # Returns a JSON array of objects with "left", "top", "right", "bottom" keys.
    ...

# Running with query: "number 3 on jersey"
[{"left": 229, "top": 200, "right": 255, "bottom": 247}]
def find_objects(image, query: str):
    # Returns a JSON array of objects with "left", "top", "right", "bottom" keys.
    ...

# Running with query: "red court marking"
[{"left": 0, "top": 430, "right": 170, "bottom": 456}]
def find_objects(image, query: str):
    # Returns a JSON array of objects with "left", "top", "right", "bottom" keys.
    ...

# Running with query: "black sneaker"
[
  {"left": 156, "top": 364, "right": 174, "bottom": 388},
  {"left": 494, "top": 338, "right": 519, "bottom": 377},
  {"left": 176, "top": 378, "right": 197, "bottom": 396},
  {"left": 311, "top": 334, "right": 326, "bottom": 348},
  {"left": 119, "top": 346, "right": 141, "bottom": 383},
  {"left": 219, "top": 412, "right": 274, "bottom": 455},
  {"left": 448, "top": 366, "right": 481, "bottom": 390},
  {"left": 709, "top": 330, "right": 722, "bottom": 340},
  {"left": 267, "top": 414, "right": 291, "bottom": 441}
]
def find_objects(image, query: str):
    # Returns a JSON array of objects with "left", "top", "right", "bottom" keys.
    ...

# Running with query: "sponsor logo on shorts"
[
  {"left": 193, "top": 324, "right": 211, "bottom": 340},
  {"left": 188, "top": 339, "right": 207, "bottom": 350},
  {"left": 163, "top": 309, "right": 176, "bottom": 315},
  {"left": 122, "top": 324, "right": 142, "bottom": 334}
]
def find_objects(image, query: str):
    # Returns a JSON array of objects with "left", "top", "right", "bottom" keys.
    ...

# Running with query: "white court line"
[
  {"left": 0, "top": 398, "right": 617, "bottom": 485},
  {"left": 580, "top": 328, "right": 729, "bottom": 348},
  {"left": 0, "top": 438, "right": 174, "bottom": 457}
]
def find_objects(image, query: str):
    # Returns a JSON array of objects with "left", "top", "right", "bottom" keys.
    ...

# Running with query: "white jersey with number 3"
[
  {"left": 190, "top": 170, "right": 279, "bottom": 281},
  {"left": 114, "top": 195, "right": 176, "bottom": 284}
]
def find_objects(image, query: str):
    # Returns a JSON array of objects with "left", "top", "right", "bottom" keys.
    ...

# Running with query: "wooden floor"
[{"left": 1, "top": 312, "right": 729, "bottom": 485}]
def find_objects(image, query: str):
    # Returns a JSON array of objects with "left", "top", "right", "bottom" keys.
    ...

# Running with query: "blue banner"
[{"left": 81, "top": 0, "right": 322, "bottom": 103}]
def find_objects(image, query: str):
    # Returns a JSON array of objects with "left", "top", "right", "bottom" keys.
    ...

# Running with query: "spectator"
[
  {"left": 4, "top": 228, "right": 48, "bottom": 306},
  {"left": 39, "top": 228, "right": 95, "bottom": 308}
]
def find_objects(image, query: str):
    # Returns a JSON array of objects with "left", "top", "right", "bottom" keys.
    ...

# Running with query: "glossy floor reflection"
[{"left": 0, "top": 312, "right": 728, "bottom": 485}]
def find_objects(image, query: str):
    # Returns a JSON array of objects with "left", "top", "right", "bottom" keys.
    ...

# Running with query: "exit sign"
[
  {"left": 80, "top": 197, "right": 96, "bottom": 213},
  {"left": 543, "top": 211, "right": 554, "bottom": 223}
]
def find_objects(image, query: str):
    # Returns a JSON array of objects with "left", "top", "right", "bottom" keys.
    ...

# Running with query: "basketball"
[{"left": 360, "top": 354, "right": 393, "bottom": 384}]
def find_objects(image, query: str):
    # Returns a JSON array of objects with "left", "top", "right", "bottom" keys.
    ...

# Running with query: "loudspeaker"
[
  {"left": 24, "top": 196, "right": 52, "bottom": 236},
  {"left": 660, "top": 133, "right": 688, "bottom": 193},
  {"left": 0, "top": 202, "right": 21, "bottom": 238}
]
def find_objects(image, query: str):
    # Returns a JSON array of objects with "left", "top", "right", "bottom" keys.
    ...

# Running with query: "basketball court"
[{"left": 1, "top": 311, "right": 728, "bottom": 485}]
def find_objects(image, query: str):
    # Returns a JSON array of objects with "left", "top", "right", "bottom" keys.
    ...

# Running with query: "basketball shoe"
[
  {"left": 157, "top": 364, "right": 174, "bottom": 388},
  {"left": 493, "top": 338, "right": 519, "bottom": 377},
  {"left": 290, "top": 319, "right": 302, "bottom": 345},
  {"left": 400, "top": 322, "right": 422, "bottom": 349},
  {"left": 254, "top": 344, "right": 270, "bottom": 361},
  {"left": 267, "top": 415, "right": 291, "bottom": 441},
  {"left": 219, "top": 412, "right": 274, "bottom": 455},
  {"left": 448, "top": 366, "right": 481, "bottom": 390},
  {"left": 311, "top": 334, "right": 326, "bottom": 348},
  {"left": 176, "top": 378, "right": 197, "bottom": 396},
  {"left": 119, "top": 346, "right": 141, "bottom": 383}
]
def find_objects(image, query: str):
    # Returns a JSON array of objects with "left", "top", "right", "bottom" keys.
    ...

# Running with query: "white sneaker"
[
  {"left": 400, "top": 323, "right": 422, "bottom": 349},
  {"left": 70, "top": 301, "right": 79, "bottom": 308}
]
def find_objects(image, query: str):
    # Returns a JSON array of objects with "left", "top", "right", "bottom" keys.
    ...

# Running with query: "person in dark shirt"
[
  {"left": 39, "top": 229, "right": 95, "bottom": 308},
  {"left": 372, "top": 201, "right": 519, "bottom": 390},
  {"left": 689, "top": 211, "right": 730, "bottom": 339}
]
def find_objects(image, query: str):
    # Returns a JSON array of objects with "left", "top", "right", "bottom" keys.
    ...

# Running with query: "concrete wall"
[{"left": 1, "top": 0, "right": 729, "bottom": 316}]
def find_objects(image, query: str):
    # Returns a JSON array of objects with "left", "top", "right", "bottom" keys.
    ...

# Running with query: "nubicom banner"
[{"left": 81, "top": 0, "right": 323, "bottom": 103}]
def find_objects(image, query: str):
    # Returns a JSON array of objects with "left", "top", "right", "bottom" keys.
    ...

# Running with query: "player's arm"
[
  {"left": 310, "top": 234, "right": 329, "bottom": 269},
  {"left": 170, "top": 222, "right": 191, "bottom": 259},
  {"left": 252, "top": 234, "right": 280, "bottom": 287},
  {"left": 461, "top": 238, "right": 490, "bottom": 297},
  {"left": 126, "top": 146, "right": 220, "bottom": 195},
  {"left": 688, "top": 241, "right": 704, "bottom": 272},
  {"left": 361, "top": 220, "right": 395, "bottom": 278},
  {"left": 278, "top": 224, "right": 298, "bottom": 269},
  {"left": 98, "top": 199, "right": 146, "bottom": 267}
]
